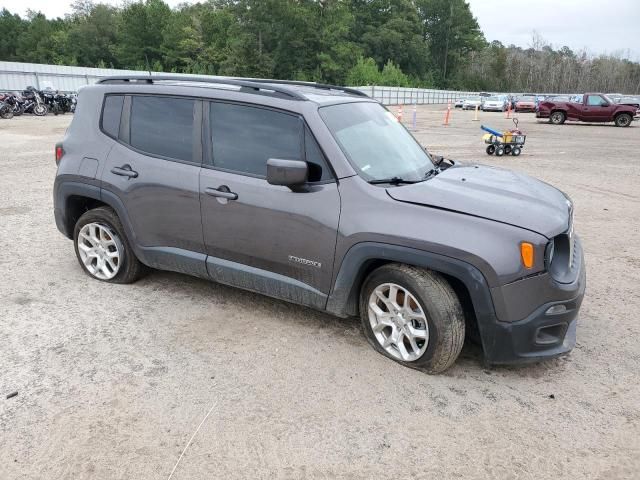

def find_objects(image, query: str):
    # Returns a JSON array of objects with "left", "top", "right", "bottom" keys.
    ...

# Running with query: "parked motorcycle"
[
  {"left": 22, "top": 87, "right": 48, "bottom": 116},
  {"left": 0, "top": 92, "right": 24, "bottom": 116}
]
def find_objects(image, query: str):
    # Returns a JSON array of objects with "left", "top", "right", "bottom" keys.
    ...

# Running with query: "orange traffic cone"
[{"left": 443, "top": 101, "right": 451, "bottom": 126}]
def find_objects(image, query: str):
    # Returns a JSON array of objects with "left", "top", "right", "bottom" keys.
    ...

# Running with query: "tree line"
[{"left": 1, "top": 0, "right": 639, "bottom": 94}]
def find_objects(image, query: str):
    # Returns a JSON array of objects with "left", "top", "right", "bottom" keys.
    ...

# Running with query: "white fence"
[
  {"left": 355, "top": 86, "right": 477, "bottom": 105},
  {"left": 0, "top": 61, "right": 477, "bottom": 104}
]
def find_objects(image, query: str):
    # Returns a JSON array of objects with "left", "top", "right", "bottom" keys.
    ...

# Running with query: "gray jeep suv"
[{"left": 53, "top": 76, "right": 585, "bottom": 373}]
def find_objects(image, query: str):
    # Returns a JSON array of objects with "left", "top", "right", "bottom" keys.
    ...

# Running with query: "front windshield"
[
  {"left": 487, "top": 96, "right": 501, "bottom": 101},
  {"left": 319, "top": 102, "right": 434, "bottom": 182},
  {"left": 520, "top": 96, "right": 535, "bottom": 102}
]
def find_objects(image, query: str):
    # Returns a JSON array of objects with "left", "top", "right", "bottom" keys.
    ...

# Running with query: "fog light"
[{"left": 545, "top": 304, "right": 567, "bottom": 315}]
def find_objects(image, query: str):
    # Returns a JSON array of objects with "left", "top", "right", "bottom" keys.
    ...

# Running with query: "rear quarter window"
[{"left": 101, "top": 95, "right": 124, "bottom": 139}]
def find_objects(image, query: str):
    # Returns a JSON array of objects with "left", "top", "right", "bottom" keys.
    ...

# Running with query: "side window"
[
  {"left": 101, "top": 95, "right": 124, "bottom": 139},
  {"left": 305, "top": 127, "right": 333, "bottom": 182},
  {"left": 130, "top": 96, "right": 195, "bottom": 162},
  {"left": 586, "top": 95, "right": 604, "bottom": 106},
  {"left": 210, "top": 102, "right": 302, "bottom": 177}
]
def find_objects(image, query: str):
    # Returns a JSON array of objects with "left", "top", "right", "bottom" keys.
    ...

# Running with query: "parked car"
[
  {"left": 454, "top": 98, "right": 465, "bottom": 108},
  {"left": 616, "top": 95, "right": 640, "bottom": 116},
  {"left": 481, "top": 95, "right": 507, "bottom": 112},
  {"left": 515, "top": 95, "right": 537, "bottom": 112},
  {"left": 537, "top": 93, "right": 636, "bottom": 126},
  {"left": 462, "top": 96, "right": 483, "bottom": 110},
  {"left": 545, "top": 95, "right": 572, "bottom": 103},
  {"left": 54, "top": 75, "right": 585, "bottom": 373}
]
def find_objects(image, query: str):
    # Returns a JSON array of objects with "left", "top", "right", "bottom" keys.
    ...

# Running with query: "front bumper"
[{"left": 478, "top": 237, "right": 586, "bottom": 365}]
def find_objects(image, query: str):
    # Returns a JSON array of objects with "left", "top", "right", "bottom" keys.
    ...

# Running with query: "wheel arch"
[
  {"left": 613, "top": 111, "right": 632, "bottom": 126},
  {"left": 325, "top": 243, "right": 496, "bottom": 327},
  {"left": 54, "top": 181, "right": 137, "bottom": 248}
]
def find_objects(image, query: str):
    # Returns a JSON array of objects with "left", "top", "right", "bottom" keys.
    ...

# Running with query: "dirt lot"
[{"left": 1, "top": 106, "right": 639, "bottom": 479}]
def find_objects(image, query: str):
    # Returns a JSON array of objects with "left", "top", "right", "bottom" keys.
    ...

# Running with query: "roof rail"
[
  {"left": 238, "top": 78, "right": 369, "bottom": 98},
  {"left": 96, "top": 75, "right": 306, "bottom": 100}
]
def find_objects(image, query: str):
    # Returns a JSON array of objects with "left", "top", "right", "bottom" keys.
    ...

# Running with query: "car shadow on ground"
[{"left": 137, "top": 269, "right": 567, "bottom": 377}]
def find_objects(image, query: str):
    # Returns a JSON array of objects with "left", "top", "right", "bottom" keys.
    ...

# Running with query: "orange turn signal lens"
[{"left": 520, "top": 242, "right": 534, "bottom": 269}]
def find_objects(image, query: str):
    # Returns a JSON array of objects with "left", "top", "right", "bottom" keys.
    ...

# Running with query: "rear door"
[
  {"left": 101, "top": 94, "right": 206, "bottom": 273},
  {"left": 199, "top": 101, "right": 340, "bottom": 308}
]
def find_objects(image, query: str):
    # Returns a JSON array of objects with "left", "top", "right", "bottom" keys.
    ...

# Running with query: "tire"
[
  {"left": 360, "top": 264, "right": 465, "bottom": 373},
  {"left": 0, "top": 106, "right": 14, "bottom": 119},
  {"left": 73, "top": 206, "right": 146, "bottom": 284},
  {"left": 495, "top": 147, "right": 505, "bottom": 156},
  {"left": 486, "top": 145, "right": 496, "bottom": 155},
  {"left": 550, "top": 111, "right": 566, "bottom": 125},
  {"left": 34, "top": 104, "right": 47, "bottom": 116},
  {"left": 511, "top": 147, "right": 521, "bottom": 156},
  {"left": 13, "top": 106, "right": 23, "bottom": 116},
  {"left": 614, "top": 113, "right": 632, "bottom": 127},
  {"left": 504, "top": 145, "right": 512, "bottom": 154}
]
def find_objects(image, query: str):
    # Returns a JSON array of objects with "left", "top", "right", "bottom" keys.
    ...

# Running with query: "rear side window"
[
  {"left": 101, "top": 95, "right": 124, "bottom": 139},
  {"left": 209, "top": 102, "right": 302, "bottom": 177},
  {"left": 130, "top": 96, "right": 195, "bottom": 162}
]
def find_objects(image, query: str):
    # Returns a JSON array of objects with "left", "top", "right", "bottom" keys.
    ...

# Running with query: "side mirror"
[{"left": 266, "top": 158, "right": 308, "bottom": 187}]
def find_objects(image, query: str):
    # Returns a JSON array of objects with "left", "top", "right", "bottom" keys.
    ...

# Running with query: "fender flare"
[
  {"left": 54, "top": 181, "right": 138, "bottom": 251},
  {"left": 325, "top": 242, "right": 497, "bottom": 324}
]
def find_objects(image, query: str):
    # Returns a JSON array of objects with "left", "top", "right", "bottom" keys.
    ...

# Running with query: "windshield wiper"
[
  {"left": 424, "top": 168, "right": 440, "bottom": 180},
  {"left": 368, "top": 177, "right": 422, "bottom": 185}
]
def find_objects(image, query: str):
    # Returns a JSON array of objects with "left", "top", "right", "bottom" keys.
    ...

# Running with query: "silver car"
[
  {"left": 482, "top": 95, "right": 507, "bottom": 112},
  {"left": 462, "top": 96, "right": 483, "bottom": 110}
]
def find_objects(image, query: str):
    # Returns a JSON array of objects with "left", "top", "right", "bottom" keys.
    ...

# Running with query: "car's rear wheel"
[
  {"left": 550, "top": 111, "right": 566, "bottom": 125},
  {"left": 360, "top": 264, "right": 465, "bottom": 373},
  {"left": 614, "top": 113, "right": 632, "bottom": 127},
  {"left": 73, "top": 206, "right": 146, "bottom": 284}
]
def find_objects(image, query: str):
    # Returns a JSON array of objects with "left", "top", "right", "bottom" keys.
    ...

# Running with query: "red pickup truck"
[{"left": 537, "top": 93, "right": 637, "bottom": 127}]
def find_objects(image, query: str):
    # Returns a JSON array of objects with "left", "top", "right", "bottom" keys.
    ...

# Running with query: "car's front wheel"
[
  {"left": 614, "top": 113, "right": 632, "bottom": 127},
  {"left": 73, "top": 206, "right": 146, "bottom": 283},
  {"left": 360, "top": 264, "right": 465, "bottom": 373}
]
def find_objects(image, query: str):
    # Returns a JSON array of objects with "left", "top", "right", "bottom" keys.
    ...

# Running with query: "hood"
[{"left": 386, "top": 164, "right": 570, "bottom": 238}]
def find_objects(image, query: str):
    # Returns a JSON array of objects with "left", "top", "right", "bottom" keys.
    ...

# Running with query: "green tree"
[
  {"left": 346, "top": 57, "right": 381, "bottom": 85},
  {"left": 0, "top": 8, "right": 26, "bottom": 61}
]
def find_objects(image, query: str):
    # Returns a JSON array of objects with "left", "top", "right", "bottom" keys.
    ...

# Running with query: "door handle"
[
  {"left": 111, "top": 164, "right": 138, "bottom": 178},
  {"left": 205, "top": 186, "right": 238, "bottom": 200}
]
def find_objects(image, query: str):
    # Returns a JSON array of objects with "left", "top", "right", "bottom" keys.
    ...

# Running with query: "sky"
[{"left": 2, "top": 0, "right": 639, "bottom": 61}]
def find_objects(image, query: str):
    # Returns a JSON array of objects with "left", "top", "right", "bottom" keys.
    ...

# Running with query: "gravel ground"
[{"left": 1, "top": 107, "right": 639, "bottom": 479}]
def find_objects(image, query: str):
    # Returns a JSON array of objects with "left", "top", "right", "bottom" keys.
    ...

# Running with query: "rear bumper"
[{"left": 478, "top": 237, "right": 586, "bottom": 365}]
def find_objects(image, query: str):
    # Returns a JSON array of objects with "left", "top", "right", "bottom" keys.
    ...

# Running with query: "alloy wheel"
[
  {"left": 368, "top": 283, "right": 429, "bottom": 362},
  {"left": 77, "top": 223, "right": 122, "bottom": 280}
]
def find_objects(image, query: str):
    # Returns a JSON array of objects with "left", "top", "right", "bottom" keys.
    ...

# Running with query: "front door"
[
  {"left": 101, "top": 95, "right": 205, "bottom": 273},
  {"left": 581, "top": 94, "right": 615, "bottom": 122},
  {"left": 200, "top": 101, "right": 340, "bottom": 308}
]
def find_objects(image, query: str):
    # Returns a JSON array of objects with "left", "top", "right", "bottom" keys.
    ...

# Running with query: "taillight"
[{"left": 55, "top": 143, "right": 64, "bottom": 165}]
